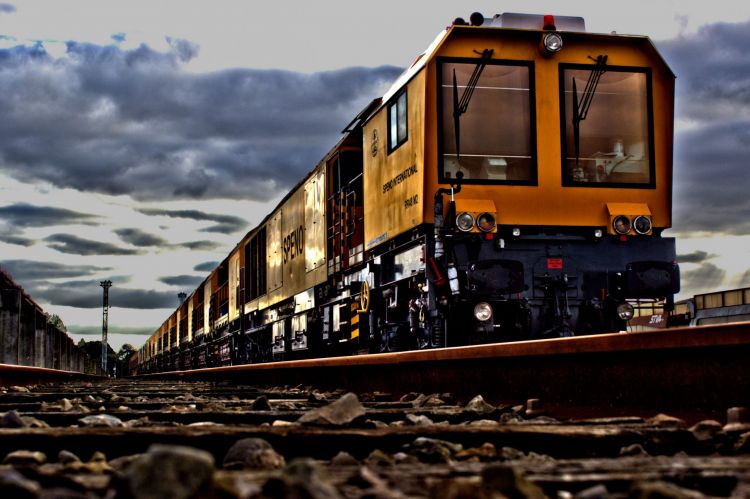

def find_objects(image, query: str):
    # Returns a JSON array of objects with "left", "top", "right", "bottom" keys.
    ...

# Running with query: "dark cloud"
[
  {"left": 681, "top": 262, "right": 726, "bottom": 292},
  {"left": 181, "top": 240, "right": 220, "bottom": 251},
  {"left": 0, "top": 4, "right": 15, "bottom": 14},
  {"left": 0, "top": 259, "right": 111, "bottom": 281},
  {"left": 677, "top": 250, "right": 716, "bottom": 264},
  {"left": 0, "top": 40, "right": 401, "bottom": 202},
  {"left": 194, "top": 261, "right": 218, "bottom": 272},
  {"left": 657, "top": 21, "right": 750, "bottom": 234},
  {"left": 0, "top": 203, "right": 100, "bottom": 227},
  {"left": 138, "top": 208, "right": 247, "bottom": 234},
  {"left": 115, "top": 228, "right": 168, "bottom": 247},
  {"left": 45, "top": 234, "right": 143, "bottom": 255},
  {"left": 69, "top": 325, "right": 153, "bottom": 337},
  {"left": 27, "top": 278, "right": 182, "bottom": 309},
  {"left": 158, "top": 274, "right": 204, "bottom": 287},
  {"left": 0, "top": 232, "right": 34, "bottom": 246}
]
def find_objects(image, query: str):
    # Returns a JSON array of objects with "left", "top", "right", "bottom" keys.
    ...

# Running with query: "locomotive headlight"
[
  {"left": 542, "top": 32, "right": 563, "bottom": 54},
  {"left": 613, "top": 215, "right": 631, "bottom": 235},
  {"left": 616, "top": 302, "right": 634, "bottom": 321},
  {"left": 474, "top": 302, "right": 493, "bottom": 322},
  {"left": 476, "top": 212, "right": 496, "bottom": 233},
  {"left": 633, "top": 215, "right": 652, "bottom": 235},
  {"left": 456, "top": 211, "right": 475, "bottom": 232}
]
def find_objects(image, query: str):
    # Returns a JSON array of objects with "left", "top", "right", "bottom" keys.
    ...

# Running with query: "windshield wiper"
[
  {"left": 452, "top": 48, "right": 494, "bottom": 161},
  {"left": 572, "top": 54, "right": 607, "bottom": 168}
]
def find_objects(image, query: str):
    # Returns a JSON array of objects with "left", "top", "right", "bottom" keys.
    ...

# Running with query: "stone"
[
  {"left": 419, "top": 394, "right": 445, "bottom": 407},
  {"left": 58, "top": 450, "right": 81, "bottom": 464},
  {"left": 261, "top": 458, "right": 342, "bottom": 499},
  {"left": 124, "top": 444, "right": 215, "bottom": 499},
  {"left": 365, "top": 449, "right": 396, "bottom": 466},
  {"left": 0, "top": 469, "right": 41, "bottom": 498},
  {"left": 223, "top": 437, "right": 285, "bottom": 470},
  {"left": 406, "top": 413, "right": 434, "bottom": 426},
  {"left": 3, "top": 450, "right": 47, "bottom": 466},
  {"left": 251, "top": 395, "right": 272, "bottom": 411},
  {"left": 646, "top": 413, "right": 686, "bottom": 427},
  {"left": 330, "top": 451, "right": 360, "bottom": 466},
  {"left": 405, "top": 437, "right": 463, "bottom": 464},
  {"left": 465, "top": 395, "right": 496, "bottom": 415},
  {"left": 727, "top": 407, "right": 748, "bottom": 424},
  {"left": 9, "top": 386, "right": 30, "bottom": 392},
  {"left": 455, "top": 442, "right": 498, "bottom": 461},
  {"left": 298, "top": 392, "right": 365, "bottom": 426},
  {"left": 620, "top": 443, "right": 650, "bottom": 457},
  {"left": 0, "top": 410, "right": 26, "bottom": 428},
  {"left": 78, "top": 414, "right": 124, "bottom": 427},
  {"left": 575, "top": 484, "right": 610, "bottom": 499},
  {"left": 525, "top": 398, "right": 545, "bottom": 417},
  {"left": 689, "top": 420, "right": 723, "bottom": 441}
]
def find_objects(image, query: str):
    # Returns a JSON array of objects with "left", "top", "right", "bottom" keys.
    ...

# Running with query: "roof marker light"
[{"left": 543, "top": 15, "right": 556, "bottom": 30}]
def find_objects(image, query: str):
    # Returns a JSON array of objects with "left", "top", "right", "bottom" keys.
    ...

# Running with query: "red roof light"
[{"left": 543, "top": 15, "right": 556, "bottom": 30}]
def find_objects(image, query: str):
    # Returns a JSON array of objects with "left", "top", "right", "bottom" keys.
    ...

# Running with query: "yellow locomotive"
[{"left": 138, "top": 12, "right": 679, "bottom": 371}]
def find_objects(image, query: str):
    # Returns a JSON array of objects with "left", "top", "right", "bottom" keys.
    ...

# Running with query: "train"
[{"left": 136, "top": 12, "right": 680, "bottom": 373}]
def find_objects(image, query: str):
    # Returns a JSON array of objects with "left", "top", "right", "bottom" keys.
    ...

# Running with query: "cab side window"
[{"left": 388, "top": 91, "right": 408, "bottom": 153}]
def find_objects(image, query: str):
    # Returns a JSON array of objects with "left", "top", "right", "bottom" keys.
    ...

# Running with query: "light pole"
[{"left": 100, "top": 280, "right": 112, "bottom": 374}]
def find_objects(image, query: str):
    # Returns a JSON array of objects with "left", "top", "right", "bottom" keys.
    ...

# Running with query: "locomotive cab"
[{"left": 361, "top": 12, "right": 679, "bottom": 346}]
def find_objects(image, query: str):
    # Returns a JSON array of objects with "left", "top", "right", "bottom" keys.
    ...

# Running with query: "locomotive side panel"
[{"left": 363, "top": 71, "right": 426, "bottom": 250}]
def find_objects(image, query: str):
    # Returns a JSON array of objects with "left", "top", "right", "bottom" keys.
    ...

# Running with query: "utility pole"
[{"left": 100, "top": 280, "right": 112, "bottom": 374}]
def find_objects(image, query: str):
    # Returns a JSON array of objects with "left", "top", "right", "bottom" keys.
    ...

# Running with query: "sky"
[{"left": 1, "top": 1, "right": 750, "bottom": 351}]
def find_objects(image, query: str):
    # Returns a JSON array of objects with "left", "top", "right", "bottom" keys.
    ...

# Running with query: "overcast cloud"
[
  {"left": 659, "top": 20, "right": 750, "bottom": 235},
  {"left": 0, "top": 41, "right": 401, "bottom": 202},
  {"left": 137, "top": 208, "right": 247, "bottom": 234},
  {"left": 0, "top": 203, "right": 100, "bottom": 227}
]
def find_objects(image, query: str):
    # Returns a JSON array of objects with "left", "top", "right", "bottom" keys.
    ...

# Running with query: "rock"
[
  {"left": 3, "top": 450, "right": 47, "bottom": 466},
  {"left": 0, "top": 469, "right": 41, "bottom": 498},
  {"left": 727, "top": 407, "right": 748, "bottom": 424},
  {"left": 628, "top": 480, "right": 704, "bottom": 498},
  {"left": 9, "top": 386, "right": 30, "bottom": 392},
  {"left": 525, "top": 398, "right": 545, "bottom": 417},
  {"left": 499, "top": 447, "right": 527, "bottom": 461},
  {"left": 620, "top": 443, "right": 650, "bottom": 457},
  {"left": 78, "top": 414, "right": 124, "bottom": 427},
  {"left": 223, "top": 437, "right": 285, "bottom": 470},
  {"left": 272, "top": 420, "right": 295, "bottom": 427},
  {"left": 58, "top": 450, "right": 81, "bottom": 464},
  {"left": 124, "top": 444, "right": 215, "bottom": 499},
  {"left": 364, "top": 419, "right": 389, "bottom": 429},
  {"left": 0, "top": 410, "right": 26, "bottom": 428},
  {"left": 419, "top": 394, "right": 445, "bottom": 407},
  {"left": 575, "top": 484, "right": 610, "bottom": 498},
  {"left": 298, "top": 392, "right": 365, "bottom": 426},
  {"left": 481, "top": 464, "right": 547, "bottom": 498},
  {"left": 499, "top": 412, "right": 524, "bottom": 424},
  {"left": 406, "top": 413, "right": 434, "bottom": 426},
  {"left": 365, "top": 449, "right": 396, "bottom": 466},
  {"left": 405, "top": 437, "right": 463, "bottom": 464},
  {"left": 399, "top": 392, "right": 422, "bottom": 403},
  {"left": 455, "top": 442, "right": 498, "bottom": 461},
  {"left": 646, "top": 413, "right": 686, "bottom": 428},
  {"left": 468, "top": 419, "right": 499, "bottom": 427},
  {"left": 251, "top": 395, "right": 272, "bottom": 411},
  {"left": 308, "top": 391, "right": 328, "bottom": 404},
  {"left": 21, "top": 416, "right": 49, "bottom": 428},
  {"left": 261, "top": 458, "right": 342, "bottom": 499},
  {"left": 60, "top": 398, "right": 74, "bottom": 412},
  {"left": 330, "top": 451, "right": 360, "bottom": 466},
  {"left": 464, "top": 395, "right": 496, "bottom": 415},
  {"left": 689, "top": 420, "right": 723, "bottom": 441}
]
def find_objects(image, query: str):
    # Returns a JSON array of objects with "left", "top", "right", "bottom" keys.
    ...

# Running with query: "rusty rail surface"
[
  {"left": 136, "top": 324, "right": 750, "bottom": 421},
  {"left": 0, "top": 363, "right": 102, "bottom": 387}
]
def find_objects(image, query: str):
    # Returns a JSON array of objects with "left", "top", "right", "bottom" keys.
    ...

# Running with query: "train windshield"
[
  {"left": 560, "top": 65, "right": 654, "bottom": 187},
  {"left": 438, "top": 58, "right": 536, "bottom": 184}
]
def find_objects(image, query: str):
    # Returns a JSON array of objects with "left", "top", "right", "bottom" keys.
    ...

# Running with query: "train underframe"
[{"left": 144, "top": 224, "right": 678, "bottom": 373}]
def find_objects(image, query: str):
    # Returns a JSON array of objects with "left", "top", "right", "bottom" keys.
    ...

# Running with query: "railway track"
[{"left": 1, "top": 323, "right": 749, "bottom": 497}]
